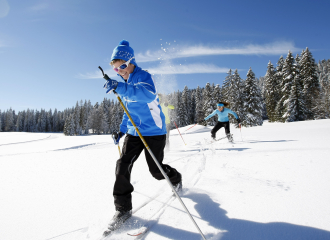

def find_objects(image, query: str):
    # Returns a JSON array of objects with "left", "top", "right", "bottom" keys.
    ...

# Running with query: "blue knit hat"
[
  {"left": 111, "top": 40, "right": 137, "bottom": 66},
  {"left": 217, "top": 103, "right": 224, "bottom": 107}
]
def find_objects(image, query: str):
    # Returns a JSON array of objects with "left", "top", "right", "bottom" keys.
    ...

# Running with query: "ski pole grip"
[{"left": 98, "top": 66, "right": 110, "bottom": 80}]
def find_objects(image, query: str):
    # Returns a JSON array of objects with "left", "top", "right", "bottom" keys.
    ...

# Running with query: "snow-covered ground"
[{"left": 1, "top": 120, "right": 330, "bottom": 240}]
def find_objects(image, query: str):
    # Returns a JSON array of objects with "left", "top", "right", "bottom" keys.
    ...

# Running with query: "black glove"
[
  {"left": 112, "top": 131, "right": 125, "bottom": 145},
  {"left": 103, "top": 74, "right": 110, "bottom": 80},
  {"left": 198, "top": 119, "right": 206, "bottom": 125},
  {"left": 237, "top": 118, "right": 241, "bottom": 124}
]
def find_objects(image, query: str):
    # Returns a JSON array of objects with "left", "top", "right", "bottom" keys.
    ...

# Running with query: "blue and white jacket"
[
  {"left": 115, "top": 66, "right": 167, "bottom": 136},
  {"left": 204, "top": 108, "right": 238, "bottom": 122}
]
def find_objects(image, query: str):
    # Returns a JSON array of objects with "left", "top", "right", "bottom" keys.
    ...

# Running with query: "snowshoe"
[{"left": 103, "top": 210, "right": 132, "bottom": 237}]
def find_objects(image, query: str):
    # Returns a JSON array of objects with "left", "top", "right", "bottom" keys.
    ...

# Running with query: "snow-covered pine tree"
[
  {"left": 68, "top": 114, "right": 75, "bottom": 136},
  {"left": 110, "top": 102, "right": 118, "bottom": 133},
  {"left": 294, "top": 54, "right": 308, "bottom": 120},
  {"left": 63, "top": 116, "right": 69, "bottom": 135},
  {"left": 276, "top": 51, "right": 295, "bottom": 122},
  {"left": 16, "top": 112, "right": 24, "bottom": 132},
  {"left": 46, "top": 109, "right": 53, "bottom": 132},
  {"left": 176, "top": 91, "right": 188, "bottom": 127},
  {"left": 4, "top": 108, "right": 15, "bottom": 131},
  {"left": 73, "top": 102, "right": 82, "bottom": 135},
  {"left": 35, "top": 110, "right": 41, "bottom": 132},
  {"left": 118, "top": 101, "right": 124, "bottom": 129},
  {"left": 59, "top": 111, "right": 66, "bottom": 132},
  {"left": 189, "top": 89, "right": 196, "bottom": 124},
  {"left": 181, "top": 86, "right": 190, "bottom": 125},
  {"left": 39, "top": 109, "right": 47, "bottom": 132},
  {"left": 213, "top": 84, "right": 222, "bottom": 103},
  {"left": 203, "top": 82, "right": 216, "bottom": 126},
  {"left": 283, "top": 54, "right": 307, "bottom": 121},
  {"left": 84, "top": 100, "right": 93, "bottom": 134},
  {"left": 53, "top": 109, "right": 59, "bottom": 132},
  {"left": 300, "top": 47, "right": 320, "bottom": 119},
  {"left": 23, "top": 109, "right": 28, "bottom": 132},
  {"left": 274, "top": 56, "right": 285, "bottom": 121},
  {"left": 228, "top": 69, "right": 244, "bottom": 125},
  {"left": 222, "top": 69, "right": 233, "bottom": 102},
  {"left": 243, "top": 68, "right": 263, "bottom": 127},
  {"left": 108, "top": 99, "right": 115, "bottom": 134},
  {"left": 91, "top": 102, "right": 103, "bottom": 134},
  {"left": 194, "top": 86, "right": 204, "bottom": 123},
  {"left": 100, "top": 99, "right": 110, "bottom": 134},
  {"left": 317, "top": 59, "right": 330, "bottom": 118},
  {"left": 264, "top": 61, "right": 279, "bottom": 122},
  {"left": 257, "top": 76, "right": 267, "bottom": 120},
  {"left": 78, "top": 100, "right": 85, "bottom": 134},
  {"left": 109, "top": 101, "right": 124, "bottom": 133},
  {"left": 210, "top": 83, "right": 217, "bottom": 106}
]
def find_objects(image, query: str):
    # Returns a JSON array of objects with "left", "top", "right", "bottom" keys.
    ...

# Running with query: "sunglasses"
[{"left": 113, "top": 57, "right": 135, "bottom": 72}]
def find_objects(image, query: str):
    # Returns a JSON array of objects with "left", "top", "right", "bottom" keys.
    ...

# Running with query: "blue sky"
[{"left": 1, "top": 0, "right": 330, "bottom": 112}]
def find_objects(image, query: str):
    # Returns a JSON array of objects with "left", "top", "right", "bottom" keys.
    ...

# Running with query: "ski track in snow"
[
  {"left": 2, "top": 120, "right": 330, "bottom": 240},
  {"left": 72, "top": 132, "right": 214, "bottom": 239},
  {"left": 0, "top": 134, "right": 54, "bottom": 146}
]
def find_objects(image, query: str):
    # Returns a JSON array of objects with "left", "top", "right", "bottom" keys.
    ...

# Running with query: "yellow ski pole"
[{"left": 112, "top": 134, "right": 121, "bottom": 156}]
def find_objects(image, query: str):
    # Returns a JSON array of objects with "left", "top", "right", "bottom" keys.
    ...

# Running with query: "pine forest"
[{"left": 1, "top": 48, "right": 330, "bottom": 135}]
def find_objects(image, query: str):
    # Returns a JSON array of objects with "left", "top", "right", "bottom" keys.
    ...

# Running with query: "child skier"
[
  {"left": 201, "top": 102, "right": 240, "bottom": 142},
  {"left": 103, "top": 40, "right": 182, "bottom": 236}
]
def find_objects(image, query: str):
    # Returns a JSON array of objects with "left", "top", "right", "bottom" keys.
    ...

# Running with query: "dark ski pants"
[
  {"left": 113, "top": 134, "right": 181, "bottom": 212},
  {"left": 211, "top": 121, "right": 230, "bottom": 138}
]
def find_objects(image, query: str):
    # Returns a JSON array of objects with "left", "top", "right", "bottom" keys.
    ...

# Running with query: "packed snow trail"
[{"left": 2, "top": 120, "right": 330, "bottom": 240}]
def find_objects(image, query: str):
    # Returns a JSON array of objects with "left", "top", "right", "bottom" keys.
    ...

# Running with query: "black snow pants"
[
  {"left": 211, "top": 121, "right": 230, "bottom": 138},
  {"left": 113, "top": 134, "right": 181, "bottom": 212}
]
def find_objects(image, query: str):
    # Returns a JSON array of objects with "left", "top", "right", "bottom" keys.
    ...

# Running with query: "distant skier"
[
  {"left": 158, "top": 94, "right": 175, "bottom": 150},
  {"left": 200, "top": 102, "right": 240, "bottom": 142},
  {"left": 102, "top": 40, "right": 182, "bottom": 236}
]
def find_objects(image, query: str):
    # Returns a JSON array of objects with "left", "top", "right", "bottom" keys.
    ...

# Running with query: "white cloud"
[
  {"left": 136, "top": 41, "right": 300, "bottom": 63},
  {"left": 148, "top": 63, "right": 229, "bottom": 75},
  {"left": 79, "top": 41, "right": 299, "bottom": 78},
  {"left": 77, "top": 68, "right": 117, "bottom": 79},
  {"left": 78, "top": 63, "right": 229, "bottom": 79}
]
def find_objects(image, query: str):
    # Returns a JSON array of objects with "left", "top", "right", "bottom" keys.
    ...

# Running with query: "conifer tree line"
[
  {"left": 1, "top": 48, "right": 329, "bottom": 135},
  {"left": 263, "top": 47, "right": 329, "bottom": 122}
]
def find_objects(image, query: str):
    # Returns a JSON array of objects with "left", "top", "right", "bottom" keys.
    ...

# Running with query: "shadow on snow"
[{"left": 140, "top": 192, "right": 330, "bottom": 240}]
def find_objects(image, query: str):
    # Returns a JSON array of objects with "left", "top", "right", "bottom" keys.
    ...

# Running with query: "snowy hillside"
[{"left": 1, "top": 120, "right": 330, "bottom": 240}]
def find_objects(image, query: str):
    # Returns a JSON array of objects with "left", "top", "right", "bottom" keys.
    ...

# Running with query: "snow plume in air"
[
  {"left": 152, "top": 40, "right": 179, "bottom": 94},
  {"left": 136, "top": 41, "right": 299, "bottom": 62},
  {"left": 145, "top": 39, "right": 229, "bottom": 76},
  {"left": 149, "top": 63, "right": 229, "bottom": 75}
]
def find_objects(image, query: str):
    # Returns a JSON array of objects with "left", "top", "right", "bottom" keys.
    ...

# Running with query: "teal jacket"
[{"left": 204, "top": 108, "right": 238, "bottom": 122}]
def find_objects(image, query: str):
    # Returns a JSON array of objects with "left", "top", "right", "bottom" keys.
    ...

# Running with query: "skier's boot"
[
  {"left": 103, "top": 210, "right": 132, "bottom": 237},
  {"left": 211, "top": 133, "right": 216, "bottom": 140},
  {"left": 227, "top": 133, "right": 233, "bottom": 143}
]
